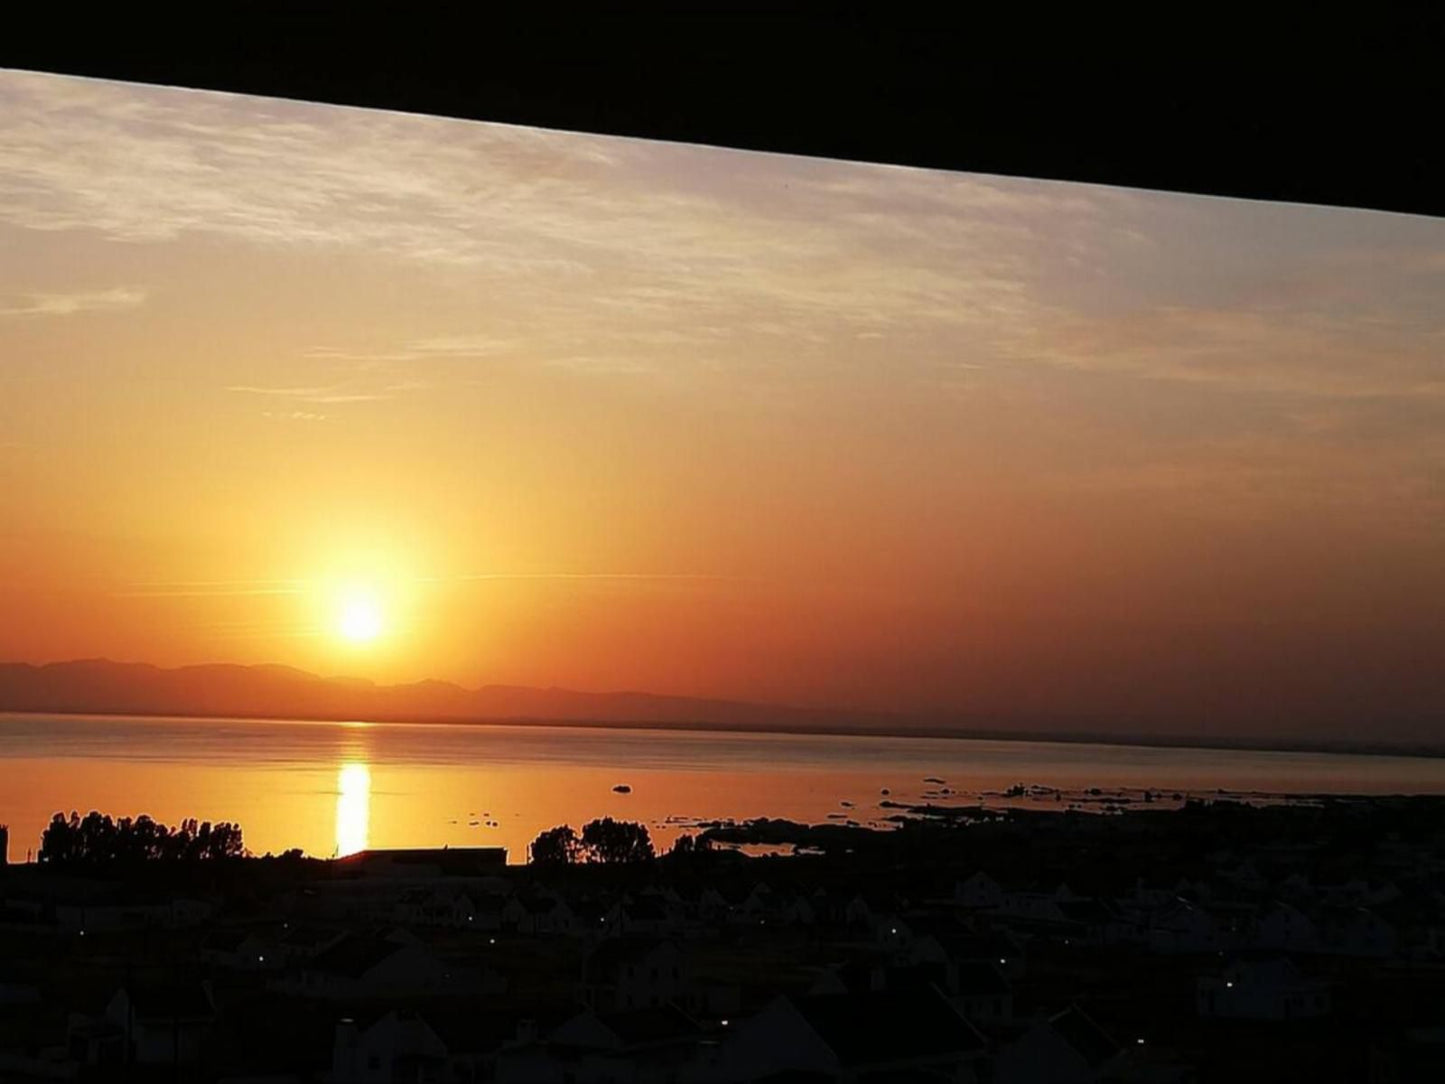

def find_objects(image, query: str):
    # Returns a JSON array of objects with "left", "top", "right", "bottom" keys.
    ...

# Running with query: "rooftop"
[{"left": 788, "top": 988, "right": 987, "bottom": 1066}]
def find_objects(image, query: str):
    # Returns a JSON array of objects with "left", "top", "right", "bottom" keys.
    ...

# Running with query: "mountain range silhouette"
[
  {"left": 3, "top": 659, "right": 1441, "bottom": 760},
  {"left": 0, "top": 659, "right": 889, "bottom": 731}
]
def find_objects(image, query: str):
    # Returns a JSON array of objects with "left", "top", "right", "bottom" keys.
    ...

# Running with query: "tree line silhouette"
[
  {"left": 38, "top": 810, "right": 246, "bottom": 866},
  {"left": 529, "top": 817, "right": 713, "bottom": 866},
  {"left": 531, "top": 817, "right": 653, "bottom": 865}
]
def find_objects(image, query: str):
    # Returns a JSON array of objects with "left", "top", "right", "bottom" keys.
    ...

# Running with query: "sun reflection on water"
[{"left": 335, "top": 762, "right": 371, "bottom": 857}]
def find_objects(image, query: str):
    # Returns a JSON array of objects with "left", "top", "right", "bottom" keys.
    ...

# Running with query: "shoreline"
[{"left": 3, "top": 704, "right": 1444, "bottom": 763}]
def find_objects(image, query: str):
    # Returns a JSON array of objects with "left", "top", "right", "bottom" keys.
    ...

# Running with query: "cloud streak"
[
  {"left": 0, "top": 286, "right": 146, "bottom": 317},
  {"left": 113, "top": 572, "right": 744, "bottom": 602}
]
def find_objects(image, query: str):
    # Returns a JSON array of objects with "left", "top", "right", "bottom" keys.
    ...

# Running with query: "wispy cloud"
[
  {"left": 1012, "top": 302, "right": 1445, "bottom": 401},
  {"left": 114, "top": 578, "right": 307, "bottom": 598},
  {"left": 2, "top": 68, "right": 1441, "bottom": 417},
  {"left": 0, "top": 68, "right": 1106, "bottom": 367},
  {"left": 449, "top": 572, "right": 738, "bottom": 583},
  {"left": 227, "top": 383, "right": 400, "bottom": 405},
  {"left": 116, "top": 573, "right": 738, "bottom": 599},
  {"left": 0, "top": 286, "right": 146, "bottom": 317}
]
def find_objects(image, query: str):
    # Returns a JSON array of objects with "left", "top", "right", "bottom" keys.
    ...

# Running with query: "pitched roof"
[
  {"left": 280, "top": 924, "right": 340, "bottom": 949},
  {"left": 571, "top": 898, "right": 608, "bottom": 920},
  {"left": 625, "top": 897, "right": 670, "bottom": 921},
  {"left": 937, "top": 931, "right": 1021, "bottom": 962},
  {"left": 121, "top": 983, "right": 215, "bottom": 1021},
  {"left": 1047, "top": 1005, "right": 1119, "bottom": 1068},
  {"left": 203, "top": 927, "right": 250, "bottom": 953},
  {"left": 307, "top": 933, "right": 406, "bottom": 979},
  {"left": 597, "top": 1005, "right": 700, "bottom": 1048},
  {"left": 954, "top": 961, "right": 1011, "bottom": 997},
  {"left": 423, "top": 1006, "right": 554, "bottom": 1053},
  {"left": 1056, "top": 899, "right": 1117, "bottom": 924},
  {"left": 584, "top": 937, "right": 673, "bottom": 982},
  {"left": 1224, "top": 956, "right": 1306, "bottom": 987},
  {"left": 830, "top": 961, "right": 948, "bottom": 996},
  {"left": 789, "top": 988, "right": 987, "bottom": 1067}
]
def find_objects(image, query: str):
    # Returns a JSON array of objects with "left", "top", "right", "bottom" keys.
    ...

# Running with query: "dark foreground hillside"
[{"left": 3, "top": 797, "right": 1445, "bottom": 1081}]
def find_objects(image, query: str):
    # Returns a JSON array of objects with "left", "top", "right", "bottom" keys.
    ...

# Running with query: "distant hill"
[
  {"left": 2, "top": 658, "right": 1441, "bottom": 760},
  {"left": 0, "top": 658, "right": 896, "bottom": 732}
]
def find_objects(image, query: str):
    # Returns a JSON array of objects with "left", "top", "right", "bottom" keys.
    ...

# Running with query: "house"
[
  {"left": 503, "top": 891, "right": 577, "bottom": 936},
  {"left": 718, "top": 988, "right": 988, "bottom": 1083},
  {"left": 955, "top": 871, "right": 1005, "bottom": 910},
  {"left": 67, "top": 1013, "right": 125, "bottom": 1068},
  {"left": 423, "top": 1006, "right": 569, "bottom": 1083},
  {"left": 581, "top": 938, "right": 685, "bottom": 1013},
  {"left": 696, "top": 886, "right": 735, "bottom": 924},
  {"left": 290, "top": 931, "right": 490, "bottom": 1000},
  {"left": 805, "top": 888, "right": 848, "bottom": 927},
  {"left": 1131, "top": 883, "right": 1176, "bottom": 911},
  {"left": 395, "top": 885, "right": 502, "bottom": 931},
  {"left": 0, "top": 979, "right": 40, "bottom": 1007},
  {"left": 739, "top": 882, "right": 776, "bottom": 918},
  {"left": 641, "top": 885, "right": 683, "bottom": 908},
  {"left": 807, "top": 958, "right": 951, "bottom": 1000},
  {"left": 1368, "top": 1024, "right": 1445, "bottom": 1084},
  {"left": 1218, "top": 860, "right": 1267, "bottom": 893},
  {"left": 329, "top": 1011, "right": 449, "bottom": 1083},
  {"left": 777, "top": 893, "right": 817, "bottom": 927},
  {"left": 994, "top": 1004, "right": 1124, "bottom": 1084},
  {"left": 571, "top": 897, "right": 612, "bottom": 936},
  {"left": 1196, "top": 957, "right": 1331, "bottom": 1020},
  {"left": 842, "top": 893, "right": 872, "bottom": 929},
  {"left": 999, "top": 887, "right": 1073, "bottom": 926},
  {"left": 202, "top": 927, "right": 282, "bottom": 972},
  {"left": 872, "top": 914, "right": 913, "bottom": 953},
  {"left": 607, "top": 896, "right": 675, "bottom": 938},
  {"left": 719, "top": 994, "right": 988, "bottom": 1084},
  {"left": 911, "top": 929, "right": 1027, "bottom": 982},
  {"left": 1056, "top": 899, "right": 1120, "bottom": 947},
  {"left": 90, "top": 983, "right": 217, "bottom": 1067},
  {"left": 1103, "top": 904, "right": 1151, "bottom": 948},
  {"left": 951, "top": 961, "right": 1014, "bottom": 1027},
  {"left": 1317, "top": 907, "right": 1398, "bottom": 959},
  {"left": 334, "top": 847, "right": 506, "bottom": 879},
  {"left": 468, "top": 893, "right": 507, "bottom": 932},
  {"left": 277, "top": 923, "right": 345, "bottom": 963},
  {"left": 496, "top": 1005, "right": 703, "bottom": 1084},
  {"left": 1252, "top": 901, "right": 1320, "bottom": 953},
  {"left": 56, "top": 896, "right": 213, "bottom": 933},
  {"left": 1147, "top": 900, "right": 1223, "bottom": 955},
  {"left": 1279, "top": 872, "right": 1315, "bottom": 902}
]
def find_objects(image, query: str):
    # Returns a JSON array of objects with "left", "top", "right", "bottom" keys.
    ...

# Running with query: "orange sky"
[{"left": 1, "top": 69, "right": 1443, "bottom": 741}]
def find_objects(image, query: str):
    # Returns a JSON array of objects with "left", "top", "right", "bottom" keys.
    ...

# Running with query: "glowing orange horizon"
[{"left": 1, "top": 69, "right": 1442, "bottom": 744}]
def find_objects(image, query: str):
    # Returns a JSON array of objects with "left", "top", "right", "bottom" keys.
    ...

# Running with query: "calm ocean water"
[{"left": 3, "top": 713, "right": 1445, "bottom": 863}]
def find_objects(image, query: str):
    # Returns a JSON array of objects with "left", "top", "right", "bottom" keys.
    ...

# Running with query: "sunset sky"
[{"left": 1, "top": 69, "right": 1442, "bottom": 742}]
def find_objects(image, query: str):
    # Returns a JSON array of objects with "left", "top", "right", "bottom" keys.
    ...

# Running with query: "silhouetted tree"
[
  {"left": 37, "top": 809, "right": 246, "bottom": 866},
  {"left": 661, "top": 832, "right": 713, "bottom": 866},
  {"left": 580, "top": 817, "right": 654, "bottom": 864},
  {"left": 529, "top": 824, "right": 582, "bottom": 866}
]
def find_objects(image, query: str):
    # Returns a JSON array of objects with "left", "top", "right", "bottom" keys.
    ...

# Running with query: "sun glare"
[
  {"left": 335, "top": 762, "right": 371, "bottom": 857},
  {"left": 337, "top": 589, "right": 384, "bottom": 644}
]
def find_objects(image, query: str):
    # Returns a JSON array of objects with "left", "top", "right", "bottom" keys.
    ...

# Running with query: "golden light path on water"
[
  {"left": 7, "top": 715, "right": 1445, "bottom": 865},
  {"left": 335, "top": 762, "right": 371, "bottom": 857}
]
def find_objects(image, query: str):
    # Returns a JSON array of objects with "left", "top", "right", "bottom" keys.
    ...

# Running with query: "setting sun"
[{"left": 337, "top": 590, "right": 384, "bottom": 644}]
